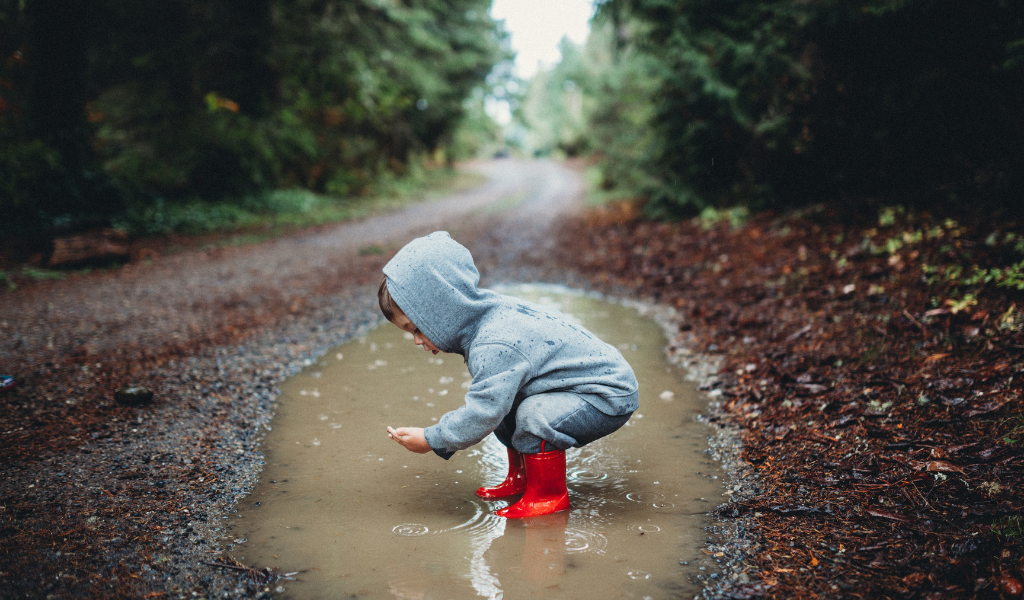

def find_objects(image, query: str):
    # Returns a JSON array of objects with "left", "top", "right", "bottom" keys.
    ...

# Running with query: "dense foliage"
[
  {"left": 0, "top": 0, "right": 510, "bottom": 238},
  {"left": 527, "top": 0, "right": 1024, "bottom": 217}
]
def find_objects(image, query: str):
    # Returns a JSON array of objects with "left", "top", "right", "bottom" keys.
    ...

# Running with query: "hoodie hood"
[{"left": 383, "top": 231, "right": 499, "bottom": 354}]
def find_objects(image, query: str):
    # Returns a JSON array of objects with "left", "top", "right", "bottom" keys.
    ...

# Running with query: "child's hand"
[{"left": 386, "top": 426, "right": 431, "bottom": 454}]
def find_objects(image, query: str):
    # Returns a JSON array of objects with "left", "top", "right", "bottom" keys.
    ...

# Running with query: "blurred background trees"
[
  {"left": 1, "top": 0, "right": 511, "bottom": 241},
  {"left": 5, "top": 0, "right": 1023, "bottom": 247},
  {"left": 518, "top": 0, "right": 1024, "bottom": 218}
]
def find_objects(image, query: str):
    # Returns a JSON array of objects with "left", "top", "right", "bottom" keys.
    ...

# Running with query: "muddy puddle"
[{"left": 230, "top": 285, "right": 727, "bottom": 599}]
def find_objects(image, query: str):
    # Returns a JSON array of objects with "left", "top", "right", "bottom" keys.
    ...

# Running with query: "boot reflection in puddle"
[
  {"left": 485, "top": 511, "right": 570, "bottom": 596},
  {"left": 522, "top": 511, "right": 569, "bottom": 590},
  {"left": 524, "top": 509, "right": 573, "bottom": 589}
]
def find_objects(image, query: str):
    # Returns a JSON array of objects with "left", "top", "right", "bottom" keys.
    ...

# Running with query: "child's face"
[{"left": 391, "top": 311, "right": 443, "bottom": 355}]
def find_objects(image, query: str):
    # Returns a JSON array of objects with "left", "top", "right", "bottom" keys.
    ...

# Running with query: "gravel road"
[
  {"left": 2, "top": 159, "right": 581, "bottom": 367},
  {"left": 0, "top": 159, "right": 598, "bottom": 599}
]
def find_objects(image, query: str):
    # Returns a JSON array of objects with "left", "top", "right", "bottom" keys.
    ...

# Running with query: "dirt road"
[
  {"left": 0, "top": 159, "right": 591, "bottom": 599},
  {"left": 2, "top": 159, "right": 582, "bottom": 368}
]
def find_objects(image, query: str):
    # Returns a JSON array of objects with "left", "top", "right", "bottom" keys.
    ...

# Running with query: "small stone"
[{"left": 114, "top": 385, "right": 154, "bottom": 406}]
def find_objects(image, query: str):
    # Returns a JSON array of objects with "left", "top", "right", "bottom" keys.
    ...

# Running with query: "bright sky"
[{"left": 490, "top": 0, "right": 597, "bottom": 79}]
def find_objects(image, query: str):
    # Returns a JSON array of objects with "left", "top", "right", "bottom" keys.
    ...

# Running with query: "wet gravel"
[
  {"left": 2, "top": 279, "right": 388, "bottom": 598},
  {"left": 0, "top": 160, "right": 752, "bottom": 599}
]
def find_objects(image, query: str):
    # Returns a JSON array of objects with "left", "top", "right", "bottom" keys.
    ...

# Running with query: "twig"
[
  {"left": 202, "top": 561, "right": 251, "bottom": 572},
  {"left": 902, "top": 309, "right": 924, "bottom": 331}
]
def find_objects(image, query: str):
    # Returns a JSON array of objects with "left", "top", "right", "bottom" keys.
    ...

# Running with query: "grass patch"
[
  {"left": 695, "top": 206, "right": 750, "bottom": 230},
  {"left": 112, "top": 167, "right": 486, "bottom": 240},
  {"left": 0, "top": 271, "right": 16, "bottom": 291},
  {"left": 581, "top": 164, "right": 642, "bottom": 207},
  {"left": 0, "top": 265, "right": 70, "bottom": 292},
  {"left": 993, "top": 515, "right": 1024, "bottom": 542},
  {"left": 357, "top": 244, "right": 385, "bottom": 256},
  {"left": 997, "top": 414, "right": 1024, "bottom": 446},
  {"left": 20, "top": 265, "right": 67, "bottom": 281}
]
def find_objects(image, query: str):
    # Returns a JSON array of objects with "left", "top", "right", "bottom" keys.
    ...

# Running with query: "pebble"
[{"left": 114, "top": 385, "right": 154, "bottom": 406}]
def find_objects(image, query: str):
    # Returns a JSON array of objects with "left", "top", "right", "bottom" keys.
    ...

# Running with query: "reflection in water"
[
  {"left": 231, "top": 285, "right": 726, "bottom": 599},
  {"left": 466, "top": 513, "right": 504, "bottom": 599},
  {"left": 523, "top": 512, "right": 569, "bottom": 587}
]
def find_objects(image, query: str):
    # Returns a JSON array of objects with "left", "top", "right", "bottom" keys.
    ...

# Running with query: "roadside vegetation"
[
  {"left": 1, "top": 0, "right": 512, "bottom": 254},
  {"left": 517, "top": 0, "right": 1023, "bottom": 219},
  {"left": 0, "top": 166, "right": 483, "bottom": 290}
]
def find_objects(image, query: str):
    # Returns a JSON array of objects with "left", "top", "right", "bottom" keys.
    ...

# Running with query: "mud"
[{"left": 230, "top": 285, "right": 727, "bottom": 599}]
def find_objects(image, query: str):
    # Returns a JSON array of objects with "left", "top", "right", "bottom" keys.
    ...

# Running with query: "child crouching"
[{"left": 381, "top": 231, "right": 638, "bottom": 518}]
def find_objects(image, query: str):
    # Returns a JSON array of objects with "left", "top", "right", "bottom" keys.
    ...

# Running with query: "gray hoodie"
[{"left": 383, "top": 231, "right": 639, "bottom": 459}]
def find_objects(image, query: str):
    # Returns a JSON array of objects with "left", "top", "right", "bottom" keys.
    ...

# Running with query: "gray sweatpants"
[{"left": 492, "top": 391, "right": 634, "bottom": 454}]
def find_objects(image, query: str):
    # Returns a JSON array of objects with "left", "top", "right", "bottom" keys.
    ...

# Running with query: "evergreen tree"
[
  {"left": 584, "top": 0, "right": 1024, "bottom": 216},
  {"left": 0, "top": 0, "right": 510, "bottom": 236}
]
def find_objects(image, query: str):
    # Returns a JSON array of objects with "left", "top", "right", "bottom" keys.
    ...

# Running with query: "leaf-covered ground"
[{"left": 555, "top": 202, "right": 1024, "bottom": 600}]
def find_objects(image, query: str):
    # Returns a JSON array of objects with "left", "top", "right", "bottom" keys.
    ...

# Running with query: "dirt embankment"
[{"left": 554, "top": 204, "right": 1024, "bottom": 600}]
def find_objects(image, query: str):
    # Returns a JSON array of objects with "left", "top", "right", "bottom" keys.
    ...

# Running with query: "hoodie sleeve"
[{"left": 423, "top": 343, "right": 532, "bottom": 459}]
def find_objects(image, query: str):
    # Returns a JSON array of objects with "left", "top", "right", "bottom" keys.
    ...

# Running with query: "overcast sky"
[{"left": 489, "top": 0, "right": 597, "bottom": 79}]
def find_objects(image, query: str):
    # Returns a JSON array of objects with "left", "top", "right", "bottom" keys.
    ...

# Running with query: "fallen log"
[{"left": 49, "top": 228, "right": 130, "bottom": 267}]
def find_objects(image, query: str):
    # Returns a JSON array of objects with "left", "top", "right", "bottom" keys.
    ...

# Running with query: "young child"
[{"left": 381, "top": 231, "right": 639, "bottom": 518}]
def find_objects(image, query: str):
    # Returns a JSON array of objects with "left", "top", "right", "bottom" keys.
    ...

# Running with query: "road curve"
[
  {"left": 0, "top": 158, "right": 587, "bottom": 599},
  {"left": 1, "top": 159, "right": 583, "bottom": 370}
]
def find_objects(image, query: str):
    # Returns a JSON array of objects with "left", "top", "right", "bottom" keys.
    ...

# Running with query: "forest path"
[
  {"left": 1, "top": 159, "right": 583, "bottom": 371},
  {"left": 0, "top": 158, "right": 590, "bottom": 599}
]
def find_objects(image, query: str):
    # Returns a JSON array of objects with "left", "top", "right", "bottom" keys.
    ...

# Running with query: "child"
[{"left": 381, "top": 231, "right": 638, "bottom": 518}]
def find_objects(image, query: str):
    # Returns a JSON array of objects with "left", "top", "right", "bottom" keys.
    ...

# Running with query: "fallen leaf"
[
  {"left": 926, "top": 460, "right": 965, "bottom": 473},
  {"left": 865, "top": 508, "right": 910, "bottom": 522},
  {"left": 903, "top": 572, "right": 928, "bottom": 586},
  {"left": 924, "top": 353, "right": 949, "bottom": 363},
  {"left": 964, "top": 400, "right": 1009, "bottom": 418},
  {"left": 998, "top": 573, "right": 1023, "bottom": 597}
]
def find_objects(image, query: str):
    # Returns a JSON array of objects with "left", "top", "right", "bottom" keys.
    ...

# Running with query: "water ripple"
[
  {"left": 627, "top": 523, "right": 662, "bottom": 534},
  {"left": 563, "top": 528, "right": 608, "bottom": 554},
  {"left": 568, "top": 468, "right": 608, "bottom": 483},
  {"left": 428, "top": 501, "right": 506, "bottom": 540},
  {"left": 625, "top": 491, "right": 665, "bottom": 503},
  {"left": 392, "top": 523, "right": 430, "bottom": 536}
]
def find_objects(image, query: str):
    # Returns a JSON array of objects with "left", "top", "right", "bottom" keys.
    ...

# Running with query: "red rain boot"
[
  {"left": 476, "top": 447, "right": 527, "bottom": 499},
  {"left": 495, "top": 443, "right": 569, "bottom": 518}
]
